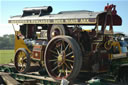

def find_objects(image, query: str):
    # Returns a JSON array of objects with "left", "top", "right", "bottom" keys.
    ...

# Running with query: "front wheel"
[
  {"left": 44, "top": 36, "right": 82, "bottom": 81},
  {"left": 14, "top": 48, "right": 30, "bottom": 73}
]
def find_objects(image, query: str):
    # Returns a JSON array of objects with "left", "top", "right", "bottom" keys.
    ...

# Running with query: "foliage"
[{"left": 0, "top": 34, "right": 15, "bottom": 49}]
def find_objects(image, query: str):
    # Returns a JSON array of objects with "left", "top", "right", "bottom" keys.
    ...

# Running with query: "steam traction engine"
[{"left": 8, "top": 4, "right": 125, "bottom": 83}]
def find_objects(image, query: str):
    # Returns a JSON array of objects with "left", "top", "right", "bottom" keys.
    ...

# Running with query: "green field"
[{"left": 0, "top": 50, "right": 14, "bottom": 64}]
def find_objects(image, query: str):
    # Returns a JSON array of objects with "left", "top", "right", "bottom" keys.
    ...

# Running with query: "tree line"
[{"left": 0, "top": 34, "right": 15, "bottom": 49}]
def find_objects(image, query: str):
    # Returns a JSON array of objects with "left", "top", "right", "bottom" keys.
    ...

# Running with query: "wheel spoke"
[
  {"left": 21, "top": 62, "right": 25, "bottom": 70},
  {"left": 62, "top": 64, "right": 65, "bottom": 76},
  {"left": 21, "top": 51, "right": 25, "bottom": 56},
  {"left": 49, "top": 59, "right": 57, "bottom": 62},
  {"left": 64, "top": 62, "right": 72, "bottom": 70},
  {"left": 19, "top": 52, "right": 22, "bottom": 57},
  {"left": 21, "top": 52, "right": 25, "bottom": 57},
  {"left": 58, "top": 71, "right": 62, "bottom": 77},
  {"left": 53, "top": 56, "right": 58, "bottom": 58},
  {"left": 23, "top": 58, "right": 27, "bottom": 63},
  {"left": 55, "top": 48, "right": 60, "bottom": 55},
  {"left": 61, "top": 43, "right": 63, "bottom": 53},
  {"left": 18, "top": 62, "right": 22, "bottom": 66},
  {"left": 22, "top": 60, "right": 25, "bottom": 66},
  {"left": 66, "top": 51, "right": 73, "bottom": 57},
  {"left": 62, "top": 40, "right": 65, "bottom": 50},
  {"left": 52, "top": 65, "right": 58, "bottom": 72},
  {"left": 66, "top": 68, "right": 68, "bottom": 76},
  {"left": 65, "top": 59, "right": 74, "bottom": 63},
  {"left": 18, "top": 52, "right": 22, "bottom": 58},
  {"left": 50, "top": 50, "right": 58, "bottom": 55},
  {"left": 21, "top": 66, "right": 25, "bottom": 71},
  {"left": 17, "top": 56, "right": 20, "bottom": 62},
  {"left": 53, "top": 62, "right": 57, "bottom": 65},
  {"left": 65, "top": 44, "right": 69, "bottom": 51},
  {"left": 70, "top": 64, "right": 73, "bottom": 69}
]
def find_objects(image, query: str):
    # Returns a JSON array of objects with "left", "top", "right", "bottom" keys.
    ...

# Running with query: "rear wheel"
[
  {"left": 44, "top": 36, "right": 82, "bottom": 81},
  {"left": 14, "top": 48, "right": 30, "bottom": 73},
  {"left": 47, "top": 25, "right": 67, "bottom": 40}
]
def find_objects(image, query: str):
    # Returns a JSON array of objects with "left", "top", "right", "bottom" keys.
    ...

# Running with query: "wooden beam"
[
  {"left": 17, "top": 73, "right": 58, "bottom": 83},
  {"left": 0, "top": 72, "right": 20, "bottom": 85}
]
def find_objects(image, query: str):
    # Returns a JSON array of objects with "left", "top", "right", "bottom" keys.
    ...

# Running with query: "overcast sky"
[{"left": 0, "top": 0, "right": 128, "bottom": 36}]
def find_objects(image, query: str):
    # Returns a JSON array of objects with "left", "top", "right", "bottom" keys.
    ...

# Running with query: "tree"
[{"left": 0, "top": 34, "right": 15, "bottom": 49}]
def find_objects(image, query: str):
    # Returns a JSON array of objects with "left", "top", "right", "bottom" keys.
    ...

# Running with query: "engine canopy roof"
[{"left": 8, "top": 6, "right": 122, "bottom": 26}]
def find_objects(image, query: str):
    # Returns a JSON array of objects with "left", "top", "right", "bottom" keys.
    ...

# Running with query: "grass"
[{"left": 0, "top": 50, "right": 14, "bottom": 64}]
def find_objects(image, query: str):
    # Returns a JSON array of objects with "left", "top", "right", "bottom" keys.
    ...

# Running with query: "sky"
[{"left": 0, "top": 0, "right": 128, "bottom": 36}]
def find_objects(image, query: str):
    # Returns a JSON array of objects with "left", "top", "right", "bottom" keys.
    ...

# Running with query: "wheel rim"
[
  {"left": 15, "top": 50, "right": 28, "bottom": 73},
  {"left": 45, "top": 38, "right": 76, "bottom": 80}
]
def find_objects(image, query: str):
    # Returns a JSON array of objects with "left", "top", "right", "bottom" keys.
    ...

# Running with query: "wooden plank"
[
  {"left": 17, "top": 73, "right": 58, "bottom": 83},
  {"left": 0, "top": 63, "right": 15, "bottom": 68},
  {"left": 0, "top": 72, "right": 20, "bottom": 85}
]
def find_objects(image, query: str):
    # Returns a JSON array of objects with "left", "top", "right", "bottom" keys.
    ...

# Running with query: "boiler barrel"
[
  {"left": 22, "top": 6, "right": 53, "bottom": 16},
  {"left": 23, "top": 6, "right": 53, "bottom": 13}
]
